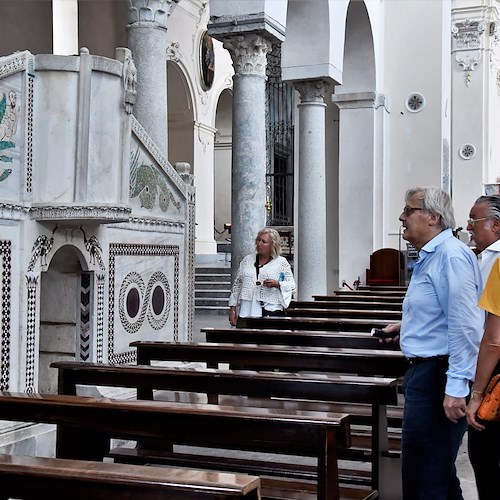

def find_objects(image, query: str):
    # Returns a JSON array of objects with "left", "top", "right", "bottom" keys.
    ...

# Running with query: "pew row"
[
  {"left": 0, "top": 392, "right": 366, "bottom": 500},
  {"left": 130, "top": 341, "right": 407, "bottom": 377},
  {"left": 288, "top": 300, "right": 402, "bottom": 312},
  {"left": 285, "top": 308, "right": 401, "bottom": 321},
  {"left": 313, "top": 295, "right": 403, "bottom": 304},
  {"left": 202, "top": 328, "right": 400, "bottom": 350},
  {"left": 236, "top": 317, "right": 395, "bottom": 332},
  {"left": 0, "top": 453, "right": 261, "bottom": 500},
  {"left": 51, "top": 360, "right": 399, "bottom": 496}
]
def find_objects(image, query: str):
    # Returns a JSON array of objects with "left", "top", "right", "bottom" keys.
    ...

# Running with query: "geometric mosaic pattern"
[
  {"left": 25, "top": 274, "right": 38, "bottom": 393},
  {"left": 0, "top": 240, "right": 12, "bottom": 390},
  {"left": 108, "top": 243, "right": 179, "bottom": 364},
  {"left": 79, "top": 272, "right": 92, "bottom": 361},
  {"left": 96, "top": 273, "right": 105, "bottom": 363}
]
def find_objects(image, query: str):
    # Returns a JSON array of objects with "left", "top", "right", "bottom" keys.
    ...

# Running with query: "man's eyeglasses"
[
  {"left": 467, "top": 217, "right": 492, "bottom": 226},
  {"left": 402, "top": 206, "right": 424, "bottom": 216}
]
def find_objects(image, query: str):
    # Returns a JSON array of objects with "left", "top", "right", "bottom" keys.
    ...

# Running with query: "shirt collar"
[
  {"left": 420, "top": 228, "right": 454, "bottom": 255},
  {"left": 482, "top": 238, "right": 500, "bottom": 253}
]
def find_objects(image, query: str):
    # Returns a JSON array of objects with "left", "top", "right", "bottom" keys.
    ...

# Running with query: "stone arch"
[
  {"left": 38, "top": 244, "right": 93, "bottom": 394},
  {"left": 214, "top": 88, "right": 234, "bottom": 242}
]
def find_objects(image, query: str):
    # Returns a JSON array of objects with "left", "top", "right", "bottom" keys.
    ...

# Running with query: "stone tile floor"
[{"left": 193, "top": 311, "right": 479, "bottom": 500}]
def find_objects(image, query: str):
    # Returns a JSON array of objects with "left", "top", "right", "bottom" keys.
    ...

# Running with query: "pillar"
[
  {"left": 127, "top": 0, "right": 178, "bottom": 156},
  {"left": 294, "top": 80, "right": 329, "bottom": 300}
]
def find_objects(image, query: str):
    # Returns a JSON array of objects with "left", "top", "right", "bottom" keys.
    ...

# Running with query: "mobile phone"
[{"left": 371, "top": 328, "right": 397, "bottom": 339}]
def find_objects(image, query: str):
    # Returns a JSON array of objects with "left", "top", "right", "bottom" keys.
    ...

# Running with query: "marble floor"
[{"left": 193, "top": 311, "right": 479, "bottom": 500}]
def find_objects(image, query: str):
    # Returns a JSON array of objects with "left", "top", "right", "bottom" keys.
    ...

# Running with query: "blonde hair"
[{"left": 255, "top": 228, "right": 282, "bottom": 258}]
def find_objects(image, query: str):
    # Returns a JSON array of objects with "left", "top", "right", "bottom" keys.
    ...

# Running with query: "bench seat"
[{"left": 0, "top": 453, "right": 261, "bottom": 499}]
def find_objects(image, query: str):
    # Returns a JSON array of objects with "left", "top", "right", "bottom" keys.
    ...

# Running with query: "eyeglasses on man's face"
[
  {"left": 467, "top": 216, "right": 492, "bottom": 227},
  {"left": 402, "top": 206, "right": 424, "bottom": 216}
]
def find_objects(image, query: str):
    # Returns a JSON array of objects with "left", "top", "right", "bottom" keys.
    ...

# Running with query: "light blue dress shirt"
[{"left": 400, "top": 228, "right": 484, "bottom": 397}]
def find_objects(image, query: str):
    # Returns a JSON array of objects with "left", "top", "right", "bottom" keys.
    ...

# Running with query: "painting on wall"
[{"left": 200, "top": 31, "right": 215, "bottom": 90}]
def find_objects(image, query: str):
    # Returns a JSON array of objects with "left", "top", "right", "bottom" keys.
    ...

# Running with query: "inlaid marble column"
[
  {"left": 127, "top": 0, "right": 178, "bottom": 156},
  {"left": 295, "top": 80, "right": 329, "bottom": 300},
  {"left": 222, "top": 34, "right": 272, "bottom": 279}
]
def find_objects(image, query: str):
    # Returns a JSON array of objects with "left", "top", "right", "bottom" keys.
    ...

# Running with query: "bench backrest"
[
  {"left": 129, "top": 342, "right": 407, "bottom": 377},
  {"left": 202, "top": 328, "right": 400, "bottom": 350}
]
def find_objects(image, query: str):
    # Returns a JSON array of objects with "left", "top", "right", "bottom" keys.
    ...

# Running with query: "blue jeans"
[{"left": 402, "top": 358, "right": 466, "bottom": 500}]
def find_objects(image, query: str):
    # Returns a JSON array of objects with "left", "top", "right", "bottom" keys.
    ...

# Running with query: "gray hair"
[
  {"left": 405, "top": 186, "right": 455, "bottom": 230},
  {"left": 473, "top": 195, "right": 500, "bottom": 220}
]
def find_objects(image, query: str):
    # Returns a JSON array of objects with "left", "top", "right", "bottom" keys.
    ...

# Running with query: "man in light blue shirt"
[{"left": 384, "top": 186, "right": 483, "bottom": 500}]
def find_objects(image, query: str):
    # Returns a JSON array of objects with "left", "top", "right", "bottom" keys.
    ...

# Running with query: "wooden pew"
[
  {"left": 285, "top": 308, "right": 401, "bottom": 321},
  {"left": 130, "top": 341, "right": 407, "bottom": 378},
  {"left": 51, "top": 360, "right": 398, "bottom": 495},
  {"left": 0, "top": 453, "right": 261, "bottom": 500},
  {"left": 313, "top": 295, "right": 403, "bottom": 305},
  {"left": 0, "top": 392, "right": 360, "bottom": 500},
  {"left": 333, "top": 290, "right": 406, "bottom": 298},
  {"left": 237, "top": 316, "right": 391, "bottom": 332},
  {"left": 357, "top": 285, "right": 407, "bottom": 292},
  {"left": 203, "top": 327, "right": 399, "bottom": 350},
  {"left": 289, "top": 300, "right": 402, "bottom": 312}
]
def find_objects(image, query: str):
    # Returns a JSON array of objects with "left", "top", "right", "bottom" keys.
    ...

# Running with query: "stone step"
[
  {"left": 195, "top": 275, "right": 231, "bottom": 283},
  {"left": 196, "top": 290, "right": 231, "bottom": 298},
  {"left": 196, "top": 297, "right": 230, "bottom": 307},
  {"left": 195, "top": 282, "right": 231, "bottom": 291},
  {"left": 195, "top": 305, "right": 229, "bottom": 315}
]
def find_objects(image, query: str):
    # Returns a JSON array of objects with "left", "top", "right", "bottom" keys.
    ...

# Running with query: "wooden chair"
[{"left": 365, "top": 248, "right": 404, "bottom": 286}]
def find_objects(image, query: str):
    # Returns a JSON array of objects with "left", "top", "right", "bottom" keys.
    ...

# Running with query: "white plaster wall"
[
  {"left": 383, "top": 0, "right": 451, "bottom": 248},
  {"left": 210, "top": 0, "right": 287, "bottom": 28}
]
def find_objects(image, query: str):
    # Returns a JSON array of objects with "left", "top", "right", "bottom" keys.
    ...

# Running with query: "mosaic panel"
[
  {"left": 108, "top": 243, "right": 179, "bottom": 364},
  {"left": 0, "top": 240, "right": 12, "bottom": 390}
]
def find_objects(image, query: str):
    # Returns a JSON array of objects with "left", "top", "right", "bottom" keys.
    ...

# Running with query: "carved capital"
[
  {"left": 295, "top": 79, "right": 330, "bottom": 104},
  {"left": 222, "top": 34, "right": 272, "bottom": 77},
  {"left": 452, "top": 18, "right": 486, "bottom": 87},
  {"left": 128, "top": 0, "right": 179, "bottom": 28}
]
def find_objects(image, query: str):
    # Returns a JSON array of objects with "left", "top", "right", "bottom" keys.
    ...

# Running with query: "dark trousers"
[
  {"left": 467, "top": 362, "right": 500, "bottom": 500},
  {"left": 402, "top": 358, "right": 467, "bottom": 500}
]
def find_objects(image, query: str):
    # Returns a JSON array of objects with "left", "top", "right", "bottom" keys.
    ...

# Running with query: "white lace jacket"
[{"left": 228, "top": 254, "right": 296, "bottom": 308}]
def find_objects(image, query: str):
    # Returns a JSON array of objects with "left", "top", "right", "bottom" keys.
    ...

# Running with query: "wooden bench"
[
  {"left": 289, "top": 300, "right": 402, "bottom": 312},
  {"left": 0, "top": 391, "right": 362, "bottom": 500},
  {"left": 333, "top": 290, "right": 406, "bottom": 298},
  {"left": 237, "top": 316, "right": 391, "bottom": 332},
  {"left": 51, "top": 360, "right": 399, "bottom": 495},
  {"left": 203, "top": 327, "right": 400, "bottom": 350},
  {"left": 313, "top": 295, "right": 403, "bottom": 305},
  {"left": 285, "top": 308, "right": 402, "bottom": 321},
  {"left": 0, "top": 453, "right": 261, "bottom": 499},
  {"left": 130, "top": 341, "right": 407, "bottom": 378}
]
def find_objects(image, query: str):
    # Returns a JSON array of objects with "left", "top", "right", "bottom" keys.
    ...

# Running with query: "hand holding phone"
[{"left": 371, "top": 328, "right": 398, "bottom": 339}]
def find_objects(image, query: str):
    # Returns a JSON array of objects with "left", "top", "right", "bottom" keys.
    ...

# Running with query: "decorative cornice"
[
  {"left": 222, "top": 34, "right": 272, "bottom": 77},
  {"left": 128, "top": 0, "right": 179, "bottom": 28},
  {"left": 0, "top": 51, "right": 32, "bottom": 79},
  {"left": 116, "top": 216, "right": 185, "bottom": 233},
  {"left": 29, "top": 205, "right": 131, "bottom": 223},
  {"left": 332, "top": 91, "right": 388, "bottom": 111},
  {"left": 0, "top": 203, "right": 31, "bottom": 220},
  {"left": 295, "top": 79, "right": 330, "bottom": 104}
]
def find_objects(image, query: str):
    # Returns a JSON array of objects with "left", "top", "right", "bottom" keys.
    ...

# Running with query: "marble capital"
[
  {"left": 295, "top": 80, "right": 330, "bottom": 104},
  {"left": 222, "top": 34, "right": 272, "bottom": 77},
  {"left": 128, "top": 0, "right": 179, "bottom": 28}
]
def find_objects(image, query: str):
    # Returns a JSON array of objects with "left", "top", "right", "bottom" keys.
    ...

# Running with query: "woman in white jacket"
[{"left": 228, "top": 228, "right": 296, "bottom": 326}]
